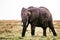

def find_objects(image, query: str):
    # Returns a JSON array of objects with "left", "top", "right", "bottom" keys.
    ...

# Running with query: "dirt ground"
[{"left": 0, "top": 20, "right": 60, "bottom": 40}]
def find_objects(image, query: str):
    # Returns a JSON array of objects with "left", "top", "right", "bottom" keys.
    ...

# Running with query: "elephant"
[{"left": 21, "top": 6, "right": 57, "bottom": 37}]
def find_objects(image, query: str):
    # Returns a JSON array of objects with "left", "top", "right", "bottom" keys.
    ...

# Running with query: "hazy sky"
[{"left": 0, "top": 0, "right": 60, "bottom": 20}]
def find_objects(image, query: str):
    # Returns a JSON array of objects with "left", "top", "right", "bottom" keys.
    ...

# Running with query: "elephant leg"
[
  {"left": 31, "top": 25, "right": 35, "bottom": 36},
  {"left": 22, "top": 23, "right": 29, "bottom": 37},
  {"left": 22, "top": 26, "right": 27, "bottom": 37},
  {"left": 43, "top": 27, "right": 47, "bottom": 36},
  {"left": 49, "top": 22, "right": 57, "bottom": 36}
]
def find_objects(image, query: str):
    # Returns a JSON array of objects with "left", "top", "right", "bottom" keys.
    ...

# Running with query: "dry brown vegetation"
[{"left": 0, "top": 20, "right": 60, "bottom": 40}]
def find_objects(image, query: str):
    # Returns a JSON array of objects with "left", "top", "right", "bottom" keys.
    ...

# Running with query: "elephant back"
[{"left": 39, "top": 6, "right": 52, "bottom": 21}]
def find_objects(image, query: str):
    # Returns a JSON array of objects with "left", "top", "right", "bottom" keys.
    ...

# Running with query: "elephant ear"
[{"left": 27, "top": 9, "right": 32, "bottom": 17}]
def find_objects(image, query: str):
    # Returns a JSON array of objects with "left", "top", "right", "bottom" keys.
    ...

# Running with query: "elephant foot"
[
  {"left": 31, "top": 32, "right": 35, "bottom": 36},
  {"left": 31, "top": 33, "right": 35, "bottom": 36},
  {"left": 53, "top": 32, "right": 57, "bottom": 36},
  {"left": 43, "top": 34, "right": 47, "bottom": 37},
  {"left": 22, "top": 34, "right": 25, "bottom": 37}
]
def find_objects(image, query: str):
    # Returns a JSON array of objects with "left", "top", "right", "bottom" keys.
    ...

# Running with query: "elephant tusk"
[{"left": 26, "top": 21, "right": 28, "bottom": 26}]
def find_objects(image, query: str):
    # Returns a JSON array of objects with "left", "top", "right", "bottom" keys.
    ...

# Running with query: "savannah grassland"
[{"left": 0, "top": 20, "right": 60, "bottom": 40}]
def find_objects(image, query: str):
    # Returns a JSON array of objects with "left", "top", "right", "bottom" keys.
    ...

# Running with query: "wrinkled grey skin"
[{"left": 21, "top": 6, "right": 57, "bottom": 37}]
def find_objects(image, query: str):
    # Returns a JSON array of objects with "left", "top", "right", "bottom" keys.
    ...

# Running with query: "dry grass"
[{"left": 0, "top": 20, "right": 60, "bottom": 40}]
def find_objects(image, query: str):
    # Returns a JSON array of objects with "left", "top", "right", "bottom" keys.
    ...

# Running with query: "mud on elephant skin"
[{"left": 21, "top": 6, "right": 57, "bottom": 37}]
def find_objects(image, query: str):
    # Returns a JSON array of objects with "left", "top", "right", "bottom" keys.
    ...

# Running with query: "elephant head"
[{"left": 21, "top": 7, "right": 31, "bottom": 26}]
